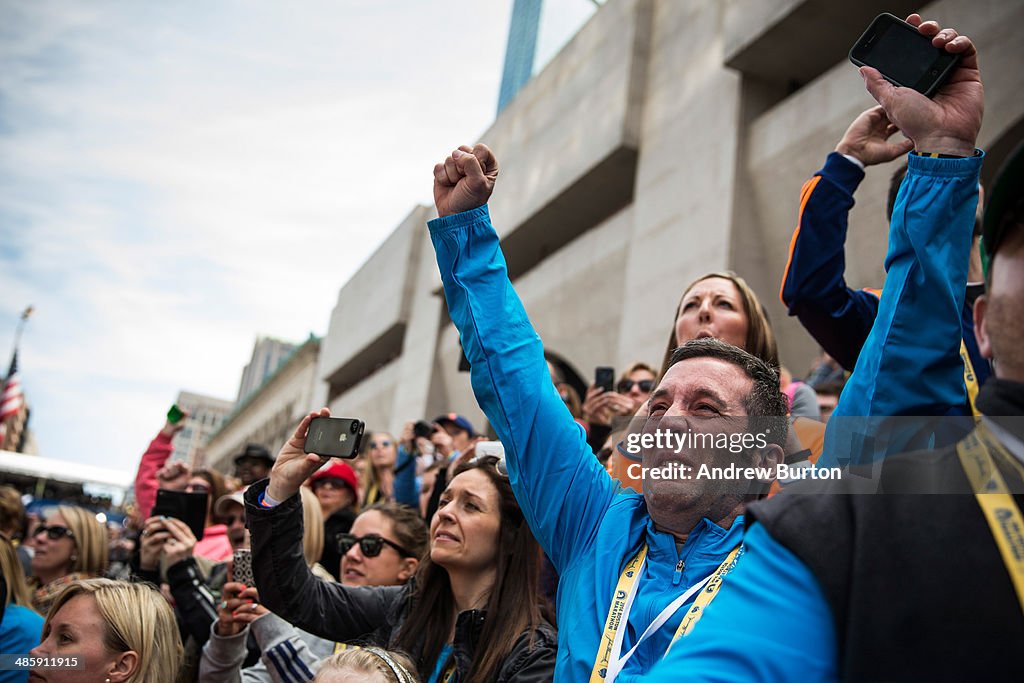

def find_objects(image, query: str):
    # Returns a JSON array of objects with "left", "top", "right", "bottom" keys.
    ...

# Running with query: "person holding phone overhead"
[
  {"left": 645, "top": 14, "right": 1006, "bottom": 682},
  {"left": 245, "top": 409, "right": 557, "bottom": 683}
]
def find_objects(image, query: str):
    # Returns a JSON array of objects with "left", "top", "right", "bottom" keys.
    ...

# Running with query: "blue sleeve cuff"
[
  {"left": 427, "top": 204, "right": 491, "bottom": 234},
  {"left": 821, "top": 152, "right": 867, "bottom": 191},
  {"left": 907, "top": 149, "right": 984, "bottom": 177}
]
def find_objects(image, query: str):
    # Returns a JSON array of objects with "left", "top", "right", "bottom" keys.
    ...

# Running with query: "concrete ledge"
[{"left": 724, "top": 0, "right": 919, "bottom": 87}]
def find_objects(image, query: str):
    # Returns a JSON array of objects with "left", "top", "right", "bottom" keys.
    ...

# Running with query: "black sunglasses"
[
  {"left": 33, "top": 525, "right": 75, "bottom": 541},
  {"left": 617, "top": 379, "right": 655, "bottom": 393},
  {"left": 337, "top": 533, "right": 414, "bottom": 558}
]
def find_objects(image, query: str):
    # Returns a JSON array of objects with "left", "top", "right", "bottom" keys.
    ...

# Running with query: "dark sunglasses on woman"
[
  {"left": 617, "top": 379, "right": 655, "bottom": 393},
  {"left": 337, "top": 533, "right": 414, "bottom": 558},
  {"left": 33, "top": 525, "right": 75, "bottom": 541}
]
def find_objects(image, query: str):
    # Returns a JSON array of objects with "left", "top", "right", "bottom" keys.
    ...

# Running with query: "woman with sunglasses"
[
  {"left": 339, "top": 502, "right": 426, "bottom": 587},
  {"left": 246, "top": 409, "right": 557, "bottom": 683},
  {"left": 29, "top": 505, "right": 108, "bottom": 615},
  {"left": 581, "top": 362, "right": 657, "bottom": 453},
  {"left": 360, "top": 432, "right": 399, "bottom": 506},
  {"left": 201, "top": 502, "right": 428, "bottom": 682}
]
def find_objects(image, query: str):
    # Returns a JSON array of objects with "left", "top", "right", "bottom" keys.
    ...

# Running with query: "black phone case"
[
  {"left": 151, "top": 489, "right": 207, "bottom": 541},
  {"left": 849, "top": 13, "right": 960, "bottom": 97},
  {"left": 304, "top": 416, "right": 365, "bottom": 459}
]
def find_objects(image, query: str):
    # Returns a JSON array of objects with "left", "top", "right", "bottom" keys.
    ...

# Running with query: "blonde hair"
[
  {"left": 300, "top": 487, "right": 324, "bottom": 567},
  {"left": 1, "top": 534, "right": 33, "bottom": 608},
  {"left": 314, "top": 647, "right": 419, "bottom": 682},
  {"left": 360, "top": 431, "right": 397, "bottom": 505},
  {"left": 44, "top": 578, "right": 183, "bottom": 683},
  {"left": 57, "top": 505, "right": 108, "bottom": 577},
  {"left": 0, "top": 485, "right": 25, "bottom": 537},
  {"left": 660, "top": 271, "right": 779, "bottom": 377}
]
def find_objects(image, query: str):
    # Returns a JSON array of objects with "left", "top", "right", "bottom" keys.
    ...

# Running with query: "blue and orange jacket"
[{"left": 780, "top": 152, "right": 989, "bottom": 415}]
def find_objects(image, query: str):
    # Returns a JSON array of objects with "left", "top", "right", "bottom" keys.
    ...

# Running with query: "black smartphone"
[
  {"left": 413, "top": 420, "right": 435, "bottom": 440},
  {"left": 595, "top": 366, "right": 615, "bottom": 393},
  {"left": 151, "top": 489, "right": 207, "bottom": 541},
  {"left": 849, "top": 13, "right": 959, "bottom": 97},
  {"left": 304, "top": 416, "right": 365, "bottom": 459}
]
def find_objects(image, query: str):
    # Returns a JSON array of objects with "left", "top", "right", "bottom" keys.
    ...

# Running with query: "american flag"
[{"left": 0, "top": 351, "right": 24, "bottom": 422}]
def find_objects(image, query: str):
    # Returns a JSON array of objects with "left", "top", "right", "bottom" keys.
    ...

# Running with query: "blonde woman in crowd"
[
  {"left": 28, "top": 505, "right": 107, "bottom": 615},
  {"left": 360, "top": 432, "right": 399, "bottom": 506},
  {"left": 29, "top": 578, "right": 182, "bottom": 683},
  {"left": 313, "top": 647, "right": 420, "bottom": 683},
  {"left": 609, "top": 271, "right": 823, "bottom": 490}
]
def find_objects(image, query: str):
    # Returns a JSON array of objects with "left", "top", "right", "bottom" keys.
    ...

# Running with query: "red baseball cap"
[{"left": 309, "top": 461, "right": 358, "bottom": 495}]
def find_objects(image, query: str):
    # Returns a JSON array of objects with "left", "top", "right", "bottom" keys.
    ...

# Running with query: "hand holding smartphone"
[
  {"left": 595, "top": 367, "right": 615, "bottom": 394},
  {"left": 167, "top": 404, "right": 186, "bottom": 424},
  {"left": 231, "top": 548, "right": 254, "bottom": 585},
  {"left": 849, "top": 13, "right": 960, "bottom": 97},
  {"left": 151, "top": 489, "right": 207, "bottom": 541}
]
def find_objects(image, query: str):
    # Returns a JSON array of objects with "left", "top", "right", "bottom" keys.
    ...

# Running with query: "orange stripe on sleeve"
[{"left": 780, "top": 176, "right": 823, "bottom": 304}]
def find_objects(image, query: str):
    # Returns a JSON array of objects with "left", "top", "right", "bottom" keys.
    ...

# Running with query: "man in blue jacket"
[
  {"left": 644, "top": 16, "right": 1023, "bottom": 683},
  {"left": 427, "top": 148, "right": 788, "bottom": 678}
]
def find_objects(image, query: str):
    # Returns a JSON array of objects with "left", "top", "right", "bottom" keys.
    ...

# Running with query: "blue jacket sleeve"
[
  {"left": 818, "top": 153, "right": 983, "bottom": 468},
  {"left": 644, "top": 523, "right": 838, "bottom": 683},
  {"left": 392, "top": 445, "right": 418, "bottom": 508},
  {"left": 428, "top": 205, "right": 620, "bottom": 573},
  {"left": 831, "top": 152, "right": 983, "bottom": 420},
  {"left": 780, "top": 153, "right": 880, "bottom": 371}
]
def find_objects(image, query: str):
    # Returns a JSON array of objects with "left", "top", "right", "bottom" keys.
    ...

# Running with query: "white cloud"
[{"left": 0, "top": 0, "right": 515, "bottom": 474}]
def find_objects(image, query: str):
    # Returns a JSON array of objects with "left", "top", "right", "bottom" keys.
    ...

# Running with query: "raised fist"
[{"left": 432, "top": 144, "right": 499, "bottom": 218}]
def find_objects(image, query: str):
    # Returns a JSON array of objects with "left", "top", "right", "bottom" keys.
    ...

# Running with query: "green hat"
[{"left": 981, "top": 142, "right": 1024, "bottom": 278}]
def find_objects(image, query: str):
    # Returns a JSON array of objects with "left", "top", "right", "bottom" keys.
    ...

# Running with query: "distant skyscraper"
[
  {"left": 170, "top": 390, "right": 234, "bottom": 468},
  {"left": 237, "top": 336, "right": 297, "bottom": 404},
  {"left": 498, "top": 0, "right": 543, "bottom": 113}
]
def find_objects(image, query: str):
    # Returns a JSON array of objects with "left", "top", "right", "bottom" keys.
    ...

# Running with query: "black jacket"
[
  {"left": 244, "top": 479, "right": 557, "bottom": 682},
  {"left": 747, "top": 379, "right": 1024, "bottom": 681}
]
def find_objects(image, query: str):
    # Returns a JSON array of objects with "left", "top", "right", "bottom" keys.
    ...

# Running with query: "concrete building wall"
[
  {"left": 237, "top": 337, "right": 298, "bottom": 404},
  {"left": 206, "top": 337, "right": 319, "bottom": 474},
  {"left": 315, "top": 0, "right": 1024, "bottom": 439}
]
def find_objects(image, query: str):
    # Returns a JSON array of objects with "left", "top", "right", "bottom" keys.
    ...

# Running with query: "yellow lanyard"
[
  {"left": 956, "top": 422, "right": 1024, "bottom": 616},
  {"left": 333, "top": 642, "right": 354, "bottom": 654},
  {"left": 589, "top": 544, "right": 648, "bottom": 682},
  {"left": 959, "top": 340, "right": 981, "bottom": 417},
  {"left": 667, "top": 544, "right": 743, "bottom": 649}
]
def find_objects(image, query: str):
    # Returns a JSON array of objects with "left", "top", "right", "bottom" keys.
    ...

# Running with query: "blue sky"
[{"left": 0, "top": 0, "right": 598, "bottom": 475}]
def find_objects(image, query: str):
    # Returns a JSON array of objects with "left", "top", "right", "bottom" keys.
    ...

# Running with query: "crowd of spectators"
[{"left": 1, "top": 13, "right": 1021, "bottom": 682}]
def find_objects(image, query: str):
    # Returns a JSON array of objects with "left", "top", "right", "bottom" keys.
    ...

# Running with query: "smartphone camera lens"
[{"left": 350, "top": 421, "right": 359, "bottom": 433}]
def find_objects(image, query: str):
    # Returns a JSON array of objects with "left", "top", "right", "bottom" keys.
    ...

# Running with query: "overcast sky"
[{"left": 0, "top": 0, "right": 597, "bottom": 479}]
